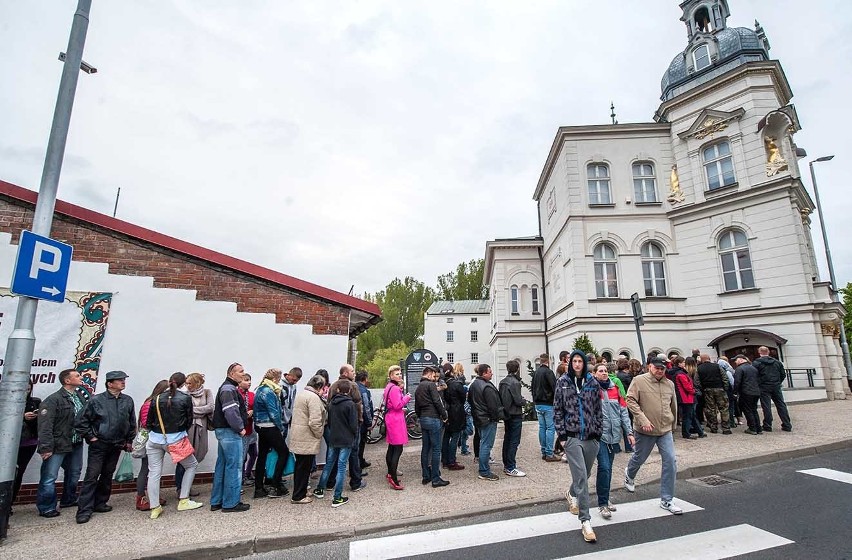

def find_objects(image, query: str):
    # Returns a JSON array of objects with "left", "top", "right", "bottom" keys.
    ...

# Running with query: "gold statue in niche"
[
  {"left": 765, "top": 136, "right": 788, "bottom": 176},
  {"left": 667, "top": 164, "right": 685, "bottom": 204}
]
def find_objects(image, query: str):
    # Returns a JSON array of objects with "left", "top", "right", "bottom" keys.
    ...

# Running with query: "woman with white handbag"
[{"left": 145, "top": 372, "right": 204, "bottom": 519}]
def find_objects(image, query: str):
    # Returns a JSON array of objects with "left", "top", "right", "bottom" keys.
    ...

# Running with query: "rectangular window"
[
  {"left": 587, "top": 164, "right": 612, "bottom": 205},
  {"left": 694, "top": 44, "right": 710, "bottom": 70},
  {"left": 511, "top": 286, "right": 519, "bottom": 314},
  {"left": 632, "top": 163, "right": 657, "bottom": 203},
  {"left": 471, "top": 352, "right": 479, "bottom": 364},
  {"left": 531, "top": 286, "right": 540, "bottom": 314},
  {"left": 446, "top": 331, "right": 454, "bottom": 342},
  {"left": 470, "top": 331, "right": 478, "bottom": 342},
  {"left": 470, "top": 317, "right": 478, "bottom": 323},
  {"left": 594, "top": 262, "right": 618, "bottom": 298},
  {"left": 703, "top": 142, "right": 736, "bottom": 190},
  {"left": 446, "top": 352, "right": 454, "bottom": 364},
  {"left": 642, "top": 261, "right": 667, "bottom": 297},
  {"left": 720, "top": 250, "right": 755, "bottom": 291},
  {"left": 446, "top": 317, "right": 453, "bottom": 323}
]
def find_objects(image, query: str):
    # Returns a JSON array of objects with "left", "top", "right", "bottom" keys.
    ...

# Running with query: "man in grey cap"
[{"left": 74, "top": 370, "right": 136, "bottom": 524}]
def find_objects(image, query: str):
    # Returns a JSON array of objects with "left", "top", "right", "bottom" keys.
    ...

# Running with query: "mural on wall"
[{"left": 0, "top": 290, "right": 113, "bottom": 397}]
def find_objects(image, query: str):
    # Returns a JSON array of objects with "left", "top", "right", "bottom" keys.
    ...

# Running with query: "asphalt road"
[{"left": 244, "top": 447, "right": 852, "bottom": 559}]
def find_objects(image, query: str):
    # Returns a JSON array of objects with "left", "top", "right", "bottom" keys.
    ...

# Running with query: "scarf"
[
  {"left": 260, "top": 377, "right": 282, "bottom": 396},
  {"left": 189, "top": 387, "right": 206, "bottom": 399}
]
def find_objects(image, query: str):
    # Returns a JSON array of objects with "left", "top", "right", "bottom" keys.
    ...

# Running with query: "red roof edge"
[{"left": 0, "top": 179, "right": 382, "bottom": 318}]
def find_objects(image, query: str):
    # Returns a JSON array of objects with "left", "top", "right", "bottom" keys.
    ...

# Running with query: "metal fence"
[{"left": 785, "top": 368, "right": 822, "bottom": 388}]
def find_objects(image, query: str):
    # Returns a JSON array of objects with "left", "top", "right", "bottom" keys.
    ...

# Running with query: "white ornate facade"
[{"left": 485, "top": 0, "right": 848, "bottom": 400}]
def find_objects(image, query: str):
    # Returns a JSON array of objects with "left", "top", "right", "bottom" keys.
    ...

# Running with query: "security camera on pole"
[{"left": 0, "top": 0, "right": 94, "bottom": 539}]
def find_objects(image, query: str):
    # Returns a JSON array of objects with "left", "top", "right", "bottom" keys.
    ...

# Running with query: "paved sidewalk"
[{"left": 3, "top": 399, "right": 850, "bottom": 560}]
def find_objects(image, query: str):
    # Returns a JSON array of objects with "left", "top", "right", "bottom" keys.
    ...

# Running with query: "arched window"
[
  {"left": 693, "top": 44, "right": 711, "bottom": 70},
  {"left": 718, "top": 229, "right": 755, "bottom": 291},
  {"left": 703, "top": 141, "right": 736, "bottom": 190},
  {"left": 694, "top": 7, "right": 713, "bottom": 33},
  {"left": 587, "top": 163, "right": 612, "bottom": 205},
  {"left": 510, "top": 285, "right": 519, "bottom": 314},
  {"left": 633, "top": 162, "right": 657, "bottom": 203},
  {"left": 593, "top": 243, "right": 618, "bottom": 298},
  {"left": 641, "top": 242, "right": 667, "bottom": 297},
  {"left": 531, "top": 284, "right": 540, "bottom": 314}
]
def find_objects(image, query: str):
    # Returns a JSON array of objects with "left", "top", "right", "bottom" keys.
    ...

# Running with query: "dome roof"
[{"left": 660, "top": 26, "right": 769, "bottom": 101}]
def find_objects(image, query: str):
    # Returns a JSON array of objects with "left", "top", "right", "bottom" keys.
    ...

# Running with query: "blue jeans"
[
  {"left": 501, "top": 416, "right": 523, "bottom": 471},
  {"left": 535, "top": 405, "right": 555, "bottom": 457},
  {"left": 420, "top": 416, "right": 443, "bottom": 483},
  {"left": 596, "top": 442, "right": 616, "bottom": 506},
  {"left": 627, "top": 431, "right": 677, "bottom": 502},
  {"left": 36, "top": 443, "right": 83, "bottom": 513},
  {"left": 441, "top": 429, "right": 463, "bottom": 466},
  {"left": 478, "top": 421, "right": 497, "bottom": 476},
  {"left": 210, "top": 428, "right": 244, "bottom": 509},
  {"left": 318, "top": 446, "right": 352, "bottom": 499}
]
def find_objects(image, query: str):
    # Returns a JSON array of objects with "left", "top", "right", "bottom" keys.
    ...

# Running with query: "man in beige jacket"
[{"left": 623, "top": 356, "right": 682, "bottom": 515}]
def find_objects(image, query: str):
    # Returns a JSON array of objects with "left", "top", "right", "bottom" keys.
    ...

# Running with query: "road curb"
[{"left": 128, "top": 437, "right": 852, "bottom": 559}]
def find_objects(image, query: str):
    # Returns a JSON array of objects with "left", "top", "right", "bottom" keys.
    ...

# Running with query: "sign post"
[
  {"left": 404, "top": 348, "right": 439, "bottom": 395},
  {"left": 630, "top": 292, "right": 646, "bottom": 363}
]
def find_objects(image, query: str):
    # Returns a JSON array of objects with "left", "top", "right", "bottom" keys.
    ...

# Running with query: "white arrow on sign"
[{"left": 41, "top": 286, "right": 60, "bottom": 296}]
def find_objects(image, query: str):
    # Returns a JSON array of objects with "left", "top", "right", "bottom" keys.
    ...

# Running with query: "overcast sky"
[{"left": 1, "top": 1, "right": 850, "bottom": 297}]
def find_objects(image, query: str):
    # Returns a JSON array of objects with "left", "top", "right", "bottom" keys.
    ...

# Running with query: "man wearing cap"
[
  {"left": 624, "top": 356, "right": 682, "bottom": 515},
  {"left": 74, "top": 370, "right": 136, "bottom": 524}
]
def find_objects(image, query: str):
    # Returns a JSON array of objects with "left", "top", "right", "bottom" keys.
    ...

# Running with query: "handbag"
[
  {"left": 155, "top": 395, "right": 196, "bottom": 464},
  {"left": 265, "top": 449, "right": 296, "bottom": 478},
  {"left": 114, "top": 452, "right": 134, "bottom": 483},
  {"left": 131, "top": 428, "right": 149, "bottom": 459}
]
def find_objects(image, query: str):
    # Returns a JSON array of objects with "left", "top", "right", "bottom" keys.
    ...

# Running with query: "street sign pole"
[
  {"left": 630, "top": 293, "right": 646, "bottom": 364},
  {"left": 0, "top": 0, "right": 92, "bottom": 539}
]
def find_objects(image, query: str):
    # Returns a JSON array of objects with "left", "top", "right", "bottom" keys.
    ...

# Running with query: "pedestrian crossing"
[{"left": 797, "top": 467, "right": 852, "bottom": 485}]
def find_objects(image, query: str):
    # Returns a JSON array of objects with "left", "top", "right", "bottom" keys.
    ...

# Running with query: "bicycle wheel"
[
  {"left": 366, "top": 418, "right": 386, "bottom": 444},
  {"left": 406, "top": 411, "right": 422, "bottom": 440}
]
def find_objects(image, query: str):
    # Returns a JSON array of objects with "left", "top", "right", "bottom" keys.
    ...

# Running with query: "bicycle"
[{"left": 366, "top": 403, "right": 422, "bottom": 443}]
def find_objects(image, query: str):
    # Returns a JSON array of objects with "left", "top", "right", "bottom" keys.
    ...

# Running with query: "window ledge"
[
  {"left": 588, "top": 203, "right": 616, "bottom": 208},
  {"left": 705, "top": 182, "right": 739, "bottom": 198},
  {"left": 511, "top": 312, "right": 520, "bottom": 316},
  {"left": 634, "top": 201, "right": 662, "bottom": 207},
  {"left": 718, "top": 287, "right": 760, "bottom": 296}
]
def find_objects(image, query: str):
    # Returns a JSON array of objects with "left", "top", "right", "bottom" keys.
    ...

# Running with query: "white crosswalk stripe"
[
  {"left": 349, "top": 498, "right": 703, "bottom": 560},
  {"left": 559, "top": 525, "right": 793, "bottom": 559},
  {"left": 797, "top": 468, "right": 852, "bottom": 485}
]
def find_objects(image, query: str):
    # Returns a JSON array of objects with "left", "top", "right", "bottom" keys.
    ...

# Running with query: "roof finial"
[{"left": 610, "top": 101, "right": 618, "bottom": 125}]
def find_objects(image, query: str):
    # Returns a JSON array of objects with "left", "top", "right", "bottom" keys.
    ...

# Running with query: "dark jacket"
[
  {"left": 357, "top": 382, "right": 374, "bottom": 427},
  {"left": 468, "top": 376, "right": 502, "bottom": 427},
  {"left": 414, "top": 377, "right": 448, "bottom": 421},
  {"left": 75, "top": 390, "right": 136, "bottom": 446},
  {"left": 212, "top": 378, "right": 247, "bottom": 433},
  {"left": 734, "top": 363, "right": 761, "bottom": 396},
  {"left": 444, "top": 377, "right": 467, "bottom": 432},
  {"left": 531, "top": 364, "right": 556, "bottom": 405},
  {"left": 616, "top": 369, "right": 632, "bottom": 393},
  {"left": 21, "top": 395, "right": 41, "bottom": 442},
  {"left": 554, "top": 350, "right": 603, "bottom": 441},
  {"left": 753, "top": 356, "right": 786, "bottom": 388},
  {"left": 146, "top": 390, "right": 194, "bottom": 434},
  {"left": 39, "top": 388, "right": 85, "bottom": 454},
  {"left": 498, "top": 373, "right": 524, "bottom": 417},
  {"left": 697, "top": 361, "right": 725, "bottom": 390},
  {"left": 327, "top": 392, "right": 358, "bottom": 448}
]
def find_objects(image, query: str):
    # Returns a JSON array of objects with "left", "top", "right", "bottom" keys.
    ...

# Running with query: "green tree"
[
  {"left": 356, "top": 277, "right": 434, "bottom": 368},
  {"left": 572, "top": 333, "right": 597, "bottom": 357},
  {"left": 363, "top": 341, "right": 411, "bottom": 388},
  {"left": 436, "top": 259, "right": 488, "bottom": 300},
  {"left": 842, "top": 282, "right": 852, "bottom": 346}
]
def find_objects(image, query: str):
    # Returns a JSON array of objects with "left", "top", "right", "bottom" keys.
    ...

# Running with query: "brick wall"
[{"left": 0, "top": 196, "right": 350, "bottom": 335}]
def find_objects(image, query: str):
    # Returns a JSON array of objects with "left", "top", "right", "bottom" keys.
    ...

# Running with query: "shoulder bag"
[{"left": 155, "top": 395, "right": 196, "bottom": 464}]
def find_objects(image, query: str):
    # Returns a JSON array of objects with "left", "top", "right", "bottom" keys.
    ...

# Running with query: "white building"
[
  {"left": 423, "top": 300, "right": 492, "bottom": 372},
  {"left": 483, "top": 0, "right": 848, "bottom": 401}
]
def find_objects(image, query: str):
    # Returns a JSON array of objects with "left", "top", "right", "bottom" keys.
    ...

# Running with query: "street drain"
[{"left": 688, "top": 474, "right": 740, "bottom": 488}]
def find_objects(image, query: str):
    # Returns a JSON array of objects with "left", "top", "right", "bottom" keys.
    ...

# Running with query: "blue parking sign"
[{"left": 10, "top": 231, "right": 73, "bottom": 303}]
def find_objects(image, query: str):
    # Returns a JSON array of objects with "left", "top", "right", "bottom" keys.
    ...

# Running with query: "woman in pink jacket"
[{"left": 384, "top": 365, "right": 411, "bottom": 490}]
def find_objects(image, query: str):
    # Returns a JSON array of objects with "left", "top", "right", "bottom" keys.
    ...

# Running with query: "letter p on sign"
[{"left": 11, "top": 231, "right": 73, "bottom": 303}]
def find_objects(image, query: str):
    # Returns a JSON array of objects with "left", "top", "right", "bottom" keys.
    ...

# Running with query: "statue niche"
[
  {"left": 765, "top": 136, "right": 788, "bottom": 176},
  {"left": 760, "top": 110, "right": 799, "bottom": 178}
]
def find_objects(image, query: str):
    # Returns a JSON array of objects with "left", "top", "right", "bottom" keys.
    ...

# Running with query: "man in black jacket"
[
  {"left": 74, "top": 370, "right": 136, "bottom": 524},
  {"left": 415, "top": 366, "right": 449, "bottom": 487},
  {"left": 469, "top": 364, "right": 502, "bottom": 481},
  {"left": 499, "top": 360, "right": 526, "bottom": 477},
  {"left": 36, "top": 368, "right": 86, "bottom": 518},
  {"left": 696, "top": 355, "right": 731, "bottom": 434},
  {"left": 733, "top": 355, "right": 762, "bottom": 435},
  {"left": 531, "top": 353, "right": 559, "bottom": 461},
  {"left": 314, "top": 380, "right": 359, "bottom": 507},
  {"left": 753, "top": 346, "right": 792, "bottom": 432},
  {"left": 440, "top": 364, "right": 467, "bottom": 471}
]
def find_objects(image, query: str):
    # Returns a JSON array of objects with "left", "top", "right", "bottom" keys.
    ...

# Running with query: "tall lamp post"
[{"left": 808, "top": 155, "right": 852, "bottom": 391}]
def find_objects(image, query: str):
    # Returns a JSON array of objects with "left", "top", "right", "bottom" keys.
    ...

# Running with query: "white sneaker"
[
  {"left": 624, "top": 467, "right": 635, "bottom": 493},
  {"left": 607, "top": 501, "right": 617, "bottom": 512},
  {"left": 581, "top": 520, "right": 597, "bottom": 543},
  {"left": 566, "top": 489, "right": 579, "bottom": 515},
  {"left": 503, "top": 468, "right": 526, "bottom": 477},
  {"left": 660, "top": 500, "right": 683, "bottom": 515},
  {"left": 598, "top": 505, "right": 612, "bottom": 519},
  {"left": 561, "top": 453, "right": 569, "bottom": 463}
]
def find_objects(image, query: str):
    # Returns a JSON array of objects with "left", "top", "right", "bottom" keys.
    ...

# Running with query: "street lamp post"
[{"left": 808, "top": 156, "right": 852, "bottom": 391}]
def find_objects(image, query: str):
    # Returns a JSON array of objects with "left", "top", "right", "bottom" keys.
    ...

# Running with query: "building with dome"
[{"left": 479, "top": 0, "right": 848, "bottom": 401}]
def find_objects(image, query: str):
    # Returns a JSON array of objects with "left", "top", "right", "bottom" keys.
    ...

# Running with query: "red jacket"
[
  {"left": 673, "top": 368, "right": 696, "bottom": 405},
  {"left": 239, "top": 389, "right": 255, "bottom": 435}
]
